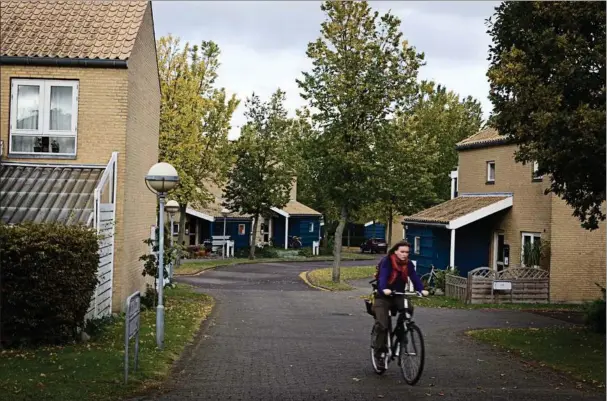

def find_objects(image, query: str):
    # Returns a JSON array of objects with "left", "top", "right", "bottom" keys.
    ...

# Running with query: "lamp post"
[
  {"left": 145, "top": 162, "right": 179, "bottom": 350},
  {"left": 165, "top": 200, "right": 180, "bottom": 282},
  {"left": 221, "top": 208, "right": 229, "bottom": 259}
]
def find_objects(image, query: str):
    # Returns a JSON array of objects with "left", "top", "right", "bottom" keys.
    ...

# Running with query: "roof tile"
[
  {"left": 456, "top": 127, "right": 510, "bottom": 150},
  {"left": 404, "top": 196, "right": 510, "bottom": 225},
  {"left": 0, "top": 0, "right": 148, "bottom": 60}
]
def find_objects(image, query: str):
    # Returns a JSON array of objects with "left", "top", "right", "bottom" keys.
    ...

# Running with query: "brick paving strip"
[{"left": 134, "top": 260, "right": 603, "bottom": 401}]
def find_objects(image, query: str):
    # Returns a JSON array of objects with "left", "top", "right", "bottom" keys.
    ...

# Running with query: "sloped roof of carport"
[{"left": 0, "top": 163, "right": 104, "bottom": 225}]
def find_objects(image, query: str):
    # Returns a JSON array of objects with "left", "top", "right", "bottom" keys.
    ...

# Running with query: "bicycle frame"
[{"left": 385, "top": 296, "right": 415, "bottom": 363}]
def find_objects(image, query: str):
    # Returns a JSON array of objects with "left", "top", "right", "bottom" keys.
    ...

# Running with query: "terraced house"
[
  {"left": 404, "top": 128, "right": 605, "bottom": 303},
  {"left": 174, "top": 177, "right": 323, "bottom": 252},
  {"left": 0, "top": 0, "right": 160, "bottom": 315}
]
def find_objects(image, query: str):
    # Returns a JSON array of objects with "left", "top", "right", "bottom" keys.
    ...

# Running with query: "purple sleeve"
[
  {"left": 409, "top": 261, "right": 424, "bottom": 292},
  {"left": 377, "top": 257, "right": 391, "bottom": 292}
]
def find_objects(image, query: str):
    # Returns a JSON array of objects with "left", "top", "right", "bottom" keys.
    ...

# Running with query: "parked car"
[{"left": 360, "top": 238, "right": 387, "bottom": 254}]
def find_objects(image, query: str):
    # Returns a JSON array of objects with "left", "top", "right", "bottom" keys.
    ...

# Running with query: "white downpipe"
[
  {"left": 449, "top": 229, "right": 456, "bottom": 268},
  {"left": 284, "top": 216, "right": 289, "bottom": 250}
]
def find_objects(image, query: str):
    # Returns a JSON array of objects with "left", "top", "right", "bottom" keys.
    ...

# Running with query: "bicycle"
[{"left": 364, "top": 281, "right": 426, "bottom": 385}]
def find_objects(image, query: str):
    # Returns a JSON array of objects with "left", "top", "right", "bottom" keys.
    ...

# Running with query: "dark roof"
[
  {"left": 456, "top": 127, "right": 511, "bottom": 150},
  {"left": 403, "top": 195, "right": 510, "bottom": 225},
  {"left": 0, "top": 163, "right": 104, "bottom": 225},
  {"left": 0, "top": 0, "right": 148, "bottom": 60}
]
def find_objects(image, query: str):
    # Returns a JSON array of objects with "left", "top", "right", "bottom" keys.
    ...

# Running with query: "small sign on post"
[
  {"left": 124, "top": 291, "right": 141, "bottom": 384},
  {"left": 492, "top": 280, "right": 513, "bottom": 303}
]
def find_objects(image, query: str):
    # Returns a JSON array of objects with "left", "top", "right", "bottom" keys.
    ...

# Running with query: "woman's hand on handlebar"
[
  {"left": 382, "top": 289, "right": 392, "bottom": 296},
  {"left": 420, "top": 290, "right": 429, "bottom": 297}
]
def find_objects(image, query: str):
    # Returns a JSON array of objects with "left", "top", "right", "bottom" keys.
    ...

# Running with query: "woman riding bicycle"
[{"left": 372, "top": 240, "right": 425, "bottom": 362}]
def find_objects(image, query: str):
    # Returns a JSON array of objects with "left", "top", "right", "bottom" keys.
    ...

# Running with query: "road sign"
[{"left": 124, "top": 291, "right": 141, "bottom": 384}]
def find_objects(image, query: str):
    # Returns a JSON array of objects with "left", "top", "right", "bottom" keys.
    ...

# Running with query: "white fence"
[{"left": 85, "top": 152, "right": 117, "bottom": 321}]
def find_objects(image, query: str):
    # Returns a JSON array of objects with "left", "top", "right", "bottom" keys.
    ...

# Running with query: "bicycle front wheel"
[
  {"left": 370, "top": 326, "right": 387, "bottom": 375},
  {"left": 399, "top": 323, "right": 425, "bottom": 385}
]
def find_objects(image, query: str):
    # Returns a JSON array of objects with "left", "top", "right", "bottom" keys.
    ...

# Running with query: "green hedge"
[{"left": 0, "top": 222, "right": 100, "bottom": 347}]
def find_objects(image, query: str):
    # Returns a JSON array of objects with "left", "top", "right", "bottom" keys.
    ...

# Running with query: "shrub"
[
  {"left": 298, "top": 247, "right": 313, "bottom": 257},
  {"left": 433, "top": 266, "right": 460, "bottom": 292},
  {"left": 0, "top": 222, "right": 99, "bottom": 347},
  {"left": 584, "top": 283, "right": 606, "bottom": 333}
]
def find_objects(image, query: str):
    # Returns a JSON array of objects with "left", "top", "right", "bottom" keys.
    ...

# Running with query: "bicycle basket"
[{"left": 364, "top": 298, "right": 375, "bottom": 317}]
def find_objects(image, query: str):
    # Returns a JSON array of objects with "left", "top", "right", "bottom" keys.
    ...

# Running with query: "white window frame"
[
  {"left": 238, "top": 224, "right": 246, "bottom": 236},
  {"left": 309, "top": 222, "right": 314, "bottom": 233},
  {"left": 172, "top": 222, "right": 179, "bottom": 236},
  {"left": 414, "top": 236, "right": 421, "bottom": 254},
  {"left": 486, "top": 161, "right": 496, "bottom": 182},
  {"left": 10, "top": 79, "right": 79, "bottom": 157},
  {"left": 521, "top": 232, "right": 541, "bottom": 267},
  {"left": 532, "top": 161, "right": 543, "bottom": 180}
]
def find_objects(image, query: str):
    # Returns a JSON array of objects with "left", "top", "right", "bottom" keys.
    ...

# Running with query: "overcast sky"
[{"left": 153, "top": 1, "right": 500, "bottom": 139}]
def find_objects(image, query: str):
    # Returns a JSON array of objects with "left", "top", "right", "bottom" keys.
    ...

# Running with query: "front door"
[{"left": 493, "top": 232, "right": 505, "bottom": 271}]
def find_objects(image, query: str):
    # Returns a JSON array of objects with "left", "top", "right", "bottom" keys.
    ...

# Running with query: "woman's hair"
[{"left": 388, "top": 240, "right": 411, "bottom": 255}]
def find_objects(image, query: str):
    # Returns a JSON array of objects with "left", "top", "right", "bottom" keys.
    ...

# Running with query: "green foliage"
[
  {"left": 408, "top": 82, "right": 483, "bottom": 204},
  {"left": 434, "top": 267, "right": 460, "bottom": 292},
  {"left": 0, "top": 222, "right": 100, "bottom": 347},
  {"left": 297, "top": 1, "right": 424, "bottom": 280},
  {"left": 522, "top": 240, "right": 542, "bottom": 267},
  {"left": 139, "top": 224, "right": 181, "bottom": 305},
  {"left": 141, "top": 284, "right": 157, "bottom": 311},
  {"left": 83, "top": 314, "right": 120, "bottom": 339},
  {"left": 223, "top": 90, "right": 297, "bottom": 259},
  {"left": 584, "top": 283, "right": 606, "bottom": 334},
  {"left": 235, "top": 245, "right": 280, "bottom": 259},
  {"left": 157, "top": 35, "right": 239, "bottom": 245},
  {"left": 486, "top": 2, "right": 606, "bottom": 230},
  {"left": 298, "top": 247, "right": 314, "bottom": 257}
]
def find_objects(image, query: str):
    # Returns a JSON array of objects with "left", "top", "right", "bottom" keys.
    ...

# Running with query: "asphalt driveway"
[{"left": 139, "top": 260, "right": 602, "bottom": 401}]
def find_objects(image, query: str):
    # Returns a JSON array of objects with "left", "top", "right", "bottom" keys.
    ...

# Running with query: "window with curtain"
[{"left": 10, "top": 79, "right": 79, "bottom": 156}]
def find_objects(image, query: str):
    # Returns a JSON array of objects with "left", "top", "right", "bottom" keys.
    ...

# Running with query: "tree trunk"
[
  {"left": 387, "top": 205, "right": 393, "bottom": 248},
  {"left": 332, "top": 205, "right": 348, "bottom": 283},
  {"left": 249, "top": 214, "right": 259, "bottom": 260}
]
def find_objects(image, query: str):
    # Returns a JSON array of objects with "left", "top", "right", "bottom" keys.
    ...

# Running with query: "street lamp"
[
  {"left": 165, "top": 200, "right": 180, "bottom": 281},
  {"left": 145, "top": 162, "right": 179, "bottom": 350},
  {"left": 221, "top": 208, "right": 229, "bottom": 259}
]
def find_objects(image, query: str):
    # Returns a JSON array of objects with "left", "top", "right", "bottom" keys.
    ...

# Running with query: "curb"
[{"left": 298, "top": 271, "right": 332, "bottom": 292}]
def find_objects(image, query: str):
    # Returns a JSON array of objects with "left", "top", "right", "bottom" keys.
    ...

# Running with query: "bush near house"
[
  {"left": 584, "top": 283, "right": 606, "bottom": 333},
  {"left": 0, "top": 222, "right": 100, "bottom": 347}
]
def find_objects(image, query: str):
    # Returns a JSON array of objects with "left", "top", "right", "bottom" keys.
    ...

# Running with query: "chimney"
[{"left": 289, "top": 177, "right": 297, "bottom": 201}]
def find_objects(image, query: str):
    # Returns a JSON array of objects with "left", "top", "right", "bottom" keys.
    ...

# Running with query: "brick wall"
[
  {"left": 549, "top": 197, "right": 606, "bottom": 303},
  {"left": 0, "top": 3, "right": 161, "bottom": 312},
  {"left": 458, "top": 143, "right": 553, "bottom": 269},
  {"left": 0, "top": 64, "right": 130, "bottom": 312},
  {"left": 120, "top": 3, "right": 161, "bottom": 310}
]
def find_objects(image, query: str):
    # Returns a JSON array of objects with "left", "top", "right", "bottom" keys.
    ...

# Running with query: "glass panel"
[
  {"left": 49, "top": 86, "right": 73, "bottom": 131},
  {"left": 16, "top": 85, "right": 40, "bottom": 130},
  {"left": 11, "top": 135, "right": 75, "bottom": 154},
  {"left": 488, "top": 163, "right": 495, "bottom": 180}
]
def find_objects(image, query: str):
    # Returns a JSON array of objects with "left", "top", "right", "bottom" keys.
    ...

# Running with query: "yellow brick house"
[
  {"left": 0, "top": 0, "right": 161, "bottom": 315},
  {"left": 403, "top": 127, "right": 605, "bottom": 303}
]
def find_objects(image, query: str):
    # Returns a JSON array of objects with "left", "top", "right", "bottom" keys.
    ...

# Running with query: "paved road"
[{"left": 140, "top": 260, "right": 602, "bottom": 401}]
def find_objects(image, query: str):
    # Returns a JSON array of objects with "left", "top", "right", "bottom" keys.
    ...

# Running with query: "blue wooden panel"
[
  {"left": 454, "top": 219, "right": 492, "bottom": 276},
  {"left": 213, "top": 220, "right": 251, "bottom": 249},
  {"left": 364, "top": 223, "right": 386, "bottom": 240},
  {"left": 405, "top": 225, "right": 436, "bottom": 276},
  {"left": 273, "top": 215, "right": 286, "bottom": 247},
  {"left": 290, "top": 216, "right": 321, "bottom": 247}
]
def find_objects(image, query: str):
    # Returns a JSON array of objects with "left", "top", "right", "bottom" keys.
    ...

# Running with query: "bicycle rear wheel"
[
  {"left": 370, "top": 326, "right": 387, "bottom": 374},
  {"left": 399, "top": 323, "right": 425, "bottom": 385}
]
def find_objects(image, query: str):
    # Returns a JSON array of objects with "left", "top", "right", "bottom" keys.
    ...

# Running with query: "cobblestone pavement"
[{"left": 138, "top": 260, "right": 603, "bottom": 401}]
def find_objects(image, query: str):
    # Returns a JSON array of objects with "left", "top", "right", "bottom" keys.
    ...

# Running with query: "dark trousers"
[{"left": 372, "top": 295, "right": 405, "bottom": 352}]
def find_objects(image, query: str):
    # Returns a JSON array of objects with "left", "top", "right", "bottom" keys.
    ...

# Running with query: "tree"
[
  {"left": 157, "top": 35, "right": 239, "bottom": 247},
  {"left": 486, "top": 1, "right": 606, "bottom": 230},
  {"left": 222, "top": 90, "right": 296, "bottom": 259},
  {"left": 409, "top": 81, "right": 483, "bottom": 203},
  {"left": 297, "top": 1, "right": 424, "bottom": 282}
]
